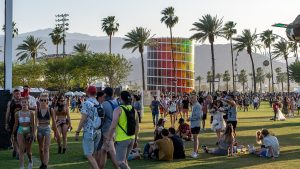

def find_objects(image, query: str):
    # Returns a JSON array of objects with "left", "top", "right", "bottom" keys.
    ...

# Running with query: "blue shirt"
[
  {"left": 190, "top": 102, "right": 202, "bottom": 128},
  {"left": 151, "top": 100, "right": 160, "bottom": 114},
  {"left": 227, "top": 106, "right": 237, "bottom": 121}
]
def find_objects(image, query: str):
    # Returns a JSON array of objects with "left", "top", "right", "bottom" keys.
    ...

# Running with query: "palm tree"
[
  {"left": 266, "top": 72, "right": 272, "bottom": 92},
  {"left": 206, "top": 71, "right": 213, "bottom": 93},
  {"left": 73, "top": 43, "right": 89, "bottom": 54},
  {"left": 2, "top": 21, "right": 18, "bottom": 38},
  {"left": 289, "top": 41, "right": 299, "bottom": 62},
  {"left": 101, "top": 16, "right": 119, "bottom": 54},
  {"left": 216, "top": 73, "right": 222, "bottom": 91},
  {"left": 49, "top": 26, "right": 63, "bottom": 56},
  {"left": 238, "top": 69, "right": 248, "bottom": 92},
  {"left": 256, "top": 67, "right": 265, "bottom": 93},
  {"left": 195, "top": 75, "right": 202, "bottom": 92},
  {"left": 233, "top": 29, "right": 260, "bottom": 93},
  {"left": 260, "top": 30, "right": 276, "bottom": 92},
  {"left": 277, "top": 72, "right": 287, "bottom": 93},
  {"left": 122, "top": 27, "right": 155, "bottom": 91},
  {"left": 16, "top": 35, "right": 46, "bottom": 64},
  {"left": 273, "top": 40, "right": 291, "bottom": 93},
  {"left": 223, "top": 21, "right": 237, "bottom": 90},
  {"left": 161, "top": 6, "right": 179, "bottom": 94},
  {"left": 190, "top": 14, "right": 223, "bottom": 92},
  {"left": 223, "top": 70, "right": 231, "bottom": 91}
]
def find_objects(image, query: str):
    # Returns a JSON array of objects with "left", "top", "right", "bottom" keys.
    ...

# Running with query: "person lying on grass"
[{"left": 202, "top": 124, "right": 235, "bottom": 156}]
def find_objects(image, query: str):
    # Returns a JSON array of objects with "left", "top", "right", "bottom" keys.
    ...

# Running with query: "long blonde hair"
[{"left": 256, "top": 130, "right": 263, "bottom": 144}]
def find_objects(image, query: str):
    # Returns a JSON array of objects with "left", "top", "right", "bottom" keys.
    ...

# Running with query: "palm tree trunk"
[
  {"left": 230, "top": 39, "right": 235, "bottom": 91},
  {"left": 249, "top": 52, "right": 256, "bottom": 93},
  {"left": 281, "top": 81, "right": 284, "bottom": 93},
  {"left": 226, "top": 81, "right": 229, "bottom": 91},
  {"left": 198, "top": 80, "right": 200, "bottom": 92},
  {"left": 109, "top": 34, "right": 112, "bottom": 54},
  {"left": 218, "top": 80, "right": 220, "bottom": 91},
  {"left": 285, "top": 58, "right": 290, "bottom": 94},
  {"left": 260, "top": 81, "right": 262, "bottom": 93},
  {"left": 56, "top": 44, "right": 59, "bottom": 56},
  {"left": 268, "top": 78, "right": 271, "bottom": 93},
  {"left": 170, "top": 28, "right": 176, "bottom": 95},
  {"left": 210, "top": 42, "right": 215, "bottom": 92},
  {"left": 242, "top": 82, "right": 245, "bottom": 92},
  {"left": 140, "top": 51, "right": 145, "bottom": 91},
  {"left": 269, "top": 47, "right": 274, "bottom": 93}
]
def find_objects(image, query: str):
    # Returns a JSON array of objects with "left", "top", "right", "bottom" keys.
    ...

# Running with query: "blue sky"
[{"left": 0, "top": 0, "right": 299, "bottom": 43}]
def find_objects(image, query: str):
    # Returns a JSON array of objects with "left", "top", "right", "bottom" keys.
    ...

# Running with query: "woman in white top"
[
  {"left": 210, "top": 100, "right": 226, "bottom": 143},
  {"left": 168, "top": 96, "right": 177, "bottom": 128}
]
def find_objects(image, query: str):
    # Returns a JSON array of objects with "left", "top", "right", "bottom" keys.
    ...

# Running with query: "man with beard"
[{"left": 5, "top": 89, "right": 22, "bottom": 159}]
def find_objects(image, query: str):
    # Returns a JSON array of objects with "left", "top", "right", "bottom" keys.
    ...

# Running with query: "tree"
[
  {"left": 161, "top": 6, "right": 179, "bottom": 94},
  {"left": 265, "top": 72, "right": 272, "bottom": 93},
  {"left": 13, "top": 62, "right": 45, "bottom": 87},
  {"left": 289, "top": 61, "right": 300, "bottom": 83},
  {"left": 73, "top": 43, "right": 89, "bottom": 54},
  {"left": 223, "top": 21, "right": 237, "bottom": 90},
  {"left": 233, "top": 29, "right": 260, "bottom": 93},
  {"left": 273, "top": 40, "right": 291, "bottom": 93},
  {"left": 206, "top": 71, "right": 213, "bottom": 93},
  {"left": 256, "top": 67, "right": 265, "bottom": 93},
  {"left": 16, "top": 35, "right": 47, "bottom": 64},
  {"left": 190, "top": 14, "right": 223, "bottom": 92},
  {"left": 223, "top": 70, "right": 231, "bottom": 91},
  {"left": 289, "top": 41, "right": 299, "bottom": 62},
  {"left": 101, "top": 16, "right": 119, "bottom": 54},
  {"left": 2, "top": 21, "right": 18, "bottom": 38},
  {"left": 216, "top": 73, "right": 222, "bottom": 91},
  {"left": 122, "top": 27, "right": 155, "bottom": 91},
  {"left": 277, "top": 72, "right": 287, "bottom": 93},
  {"left": 49, "top": 26, "right": 63, "bottom": 56},
  {"left": 260, "top": 30, "right": 276, "bottom": 92},
  {"left": 238, "top": 69, "right": 248, "bottom": 92},
  {"left": 195, "top": 75, "right": 202, "bottom": 92}
]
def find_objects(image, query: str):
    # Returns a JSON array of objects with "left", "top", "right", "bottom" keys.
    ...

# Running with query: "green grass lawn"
[{"left": 1, "top": 102, "right": 300, "bottom": 169}]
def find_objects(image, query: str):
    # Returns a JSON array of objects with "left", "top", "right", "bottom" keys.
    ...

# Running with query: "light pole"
[
  {"left": 55, "top": 14, "right": 69, "bottom": 57},
  {"left": 4, "top": 0, "right": 13, "bottom": 91}
]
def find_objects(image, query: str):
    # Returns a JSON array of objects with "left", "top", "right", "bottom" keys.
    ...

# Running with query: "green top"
[{"left": 115, "top": 105, "right": 135, "bottom": 142}]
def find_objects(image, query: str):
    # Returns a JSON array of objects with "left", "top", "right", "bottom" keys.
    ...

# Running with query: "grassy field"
[{"left": 1, "top": 102, "right": 300, "bottom": 169}]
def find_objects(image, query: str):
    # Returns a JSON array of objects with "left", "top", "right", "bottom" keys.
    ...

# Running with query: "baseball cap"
[{"left": 87, "top": 86, "right": 97, "bottom": 95}]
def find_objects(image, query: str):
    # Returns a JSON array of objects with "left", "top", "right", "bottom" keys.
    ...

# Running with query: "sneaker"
[
  {"left": 58, "top": 146, "right": 62, "bottom": 154},
  {"left": 28, "top": 162, "right": 33, "bottom": 169},
  {"left": 63, "top": 148, "right": 66, "bottom": 154},
  {"left": 191, "top": 152, "right": 198, "bottom": 158},
  {"left": 12, "top": 150, "right": 16, "bottom": 158}
]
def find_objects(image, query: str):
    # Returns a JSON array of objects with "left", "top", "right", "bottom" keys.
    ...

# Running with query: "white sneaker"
[
  {"left": 191, "top": 152, "right": 198, "bottom": 158},
  {"left": 28, "top": 162, "right": 33, "bottom": 169}
]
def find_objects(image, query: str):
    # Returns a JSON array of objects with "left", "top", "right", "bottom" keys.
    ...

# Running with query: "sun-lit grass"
[{"left": 1, "top": 102, "right": 300, "bottom": 169}]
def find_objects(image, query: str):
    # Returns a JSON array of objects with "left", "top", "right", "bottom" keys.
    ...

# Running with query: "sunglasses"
[{"left": 40, "top": 99, "right": 48, "bottom": 102}]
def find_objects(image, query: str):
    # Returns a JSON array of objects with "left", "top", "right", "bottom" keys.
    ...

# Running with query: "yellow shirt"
[{"left": 155, "top": 137, "right": 174, "bottom": 161}]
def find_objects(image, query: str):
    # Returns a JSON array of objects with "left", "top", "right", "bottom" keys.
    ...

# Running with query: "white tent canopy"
[
  {"left": 74, "top": 91, "right": 86, "bottom": 96},
  {"left": 65, "top": 91, "right": 75, "bottom": 96}
]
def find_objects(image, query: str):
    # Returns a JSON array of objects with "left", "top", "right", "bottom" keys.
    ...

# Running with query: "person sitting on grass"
[
  {"left": 176, "top": 118, "right": 192, "bottom": 141},
  {"left": 154, "top": 118, "right": 166, "bottom": 141},
  {"left": 149, "top": 129, "right": 174, "bottom": 161},
  {"left": 203, "top": 124, "right": 235, "bottom": 156},
  {"left": 168, "top": 128, "right": 185, "bottom": 159},
  {"left": 251, "top": 129, "right": 280, "bottom": 159}
]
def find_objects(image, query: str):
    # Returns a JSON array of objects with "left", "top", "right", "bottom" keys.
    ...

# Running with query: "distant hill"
[{"left": 0, "top": 28, "right": 288, "bottom": 89}]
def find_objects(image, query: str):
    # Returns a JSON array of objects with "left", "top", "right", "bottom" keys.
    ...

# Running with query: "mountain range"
[{"left": 0, "top": 28, "right": 288, "bottom": 90}]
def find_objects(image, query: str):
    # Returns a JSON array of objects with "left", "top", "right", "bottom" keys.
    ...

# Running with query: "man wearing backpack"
[
  {"left": 98, "top": 87, "right": 119, "bottom": 169},
  {"left": 105, "top": 91, "right": 139, "bottom": 169},
  {"left": 75, "top": 86, "right": 101, "bottom": 169}
]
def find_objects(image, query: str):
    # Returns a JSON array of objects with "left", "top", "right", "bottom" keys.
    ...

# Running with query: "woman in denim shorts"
[{"left": 36, "top": 93, "right": 58, "bottom": 169}]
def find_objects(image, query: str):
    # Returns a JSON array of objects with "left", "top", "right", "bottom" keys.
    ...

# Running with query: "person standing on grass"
[
  {"left": 181, "top": 95, "right": 190, "bottom": 120},
  {"left": 75, "top": 86, "right": 101, "bottom": 169},
  {"left": 54, "top": 95, "right": 72, "bottom": 154},
  {"left": 133, "top": 95, "right": 142, "bottom": 123},
  {"left": 222, "top": 95, "right": 238, "bottom": 136},
  {"left": 12, "top": 97, "right": 35, "bottom": 169},
  {"left": 253, "top": 96, "right": 259, "bottom": 110},
  {"left": 36, "top": 93, "right": 59, "bottom": 169},
  {"left": 5, "top": 89, "right": 22, "bottom": 159},
  {"left": 150, "top": 96, "right": 160, "bottom": 127},
  {"left": 187, "top": 94, "right": 202, "bottom": 158},
  {"left": 105, "top": 91, "right": 139, "bottom": 169},
  {"left": 98, "top": 87, "right": 119, "bottom": 169},
  {"left": 168, "top": 96, "right": 177, "bottom": 128},
  {"left": 202, "top": 95, "right": 212, "bottom": 131}
]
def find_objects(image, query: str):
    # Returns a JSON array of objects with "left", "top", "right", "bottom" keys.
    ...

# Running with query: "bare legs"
[
  {"left": 38, "top": 134, "right": 51, "bottom": 166},
  {"left": 17, "top": 134, "right": 32, "bottom": 169},
  {"left": 57, "top": 124, "right": 68, "bottom": 153}
]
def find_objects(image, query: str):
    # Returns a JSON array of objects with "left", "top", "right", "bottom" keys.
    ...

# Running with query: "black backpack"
[{"left": 119, "top": 105, "right": 136, "bottom": 136}]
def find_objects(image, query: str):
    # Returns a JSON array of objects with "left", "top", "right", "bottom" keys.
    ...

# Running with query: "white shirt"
[
  {"left": 263, "top": 135, "right": 280, "bottom": 157},
  {"left": 254, "top": 97, "right": 259, "bottom": 103},
  {"left": 28, "top": 95, "right": 37, "bottom": 108}
]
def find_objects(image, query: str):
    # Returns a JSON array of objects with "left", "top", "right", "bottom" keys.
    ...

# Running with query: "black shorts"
[
  {"left": 169, "top": 111, "right": 176, "bottom": 115},
  {"left": 227, "top": 121, "right": 237, "bottom": 130},
  {"left": 223, "top": 114, "right": 228, "bottom": 120},
  {"left": 191, "top": 127, "right": 200, "bottom": 134},
  {"left": 202, "top": 113, "right": 207, "bottom": 120}
]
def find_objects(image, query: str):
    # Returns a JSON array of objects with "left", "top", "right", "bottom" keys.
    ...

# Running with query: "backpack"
[
  {"left": 87, "top": 100, "right": 103, "bottom": 130},
  {"left": 119, "top": 105, "right": 136, "bottom": 136}
]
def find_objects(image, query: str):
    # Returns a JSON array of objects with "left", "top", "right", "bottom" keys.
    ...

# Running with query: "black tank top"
[
  {"left": 9, "top": 99, "right": 22, "bottom": 124},
  {"left": 37, "top": 108, "right": 50, "bottom": 121}
]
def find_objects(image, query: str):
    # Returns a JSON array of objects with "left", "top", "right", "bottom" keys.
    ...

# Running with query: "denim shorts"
[
  {"left": 37, "top": 126, "right": 51, "bottom": 137},
  {"left": 82, "top": 130, "right": 101, "bottom": 156}
]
